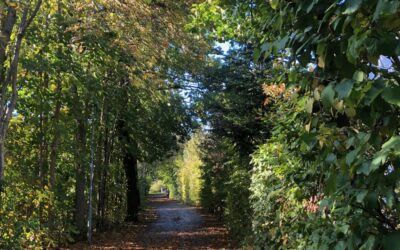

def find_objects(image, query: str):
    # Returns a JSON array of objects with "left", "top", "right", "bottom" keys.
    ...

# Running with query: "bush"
[
  {"left": 200, "top": 137, "right": 253, "bottom": 242},
  {"left": 0, "top": 182, "right": 69, "bottom": 249}
]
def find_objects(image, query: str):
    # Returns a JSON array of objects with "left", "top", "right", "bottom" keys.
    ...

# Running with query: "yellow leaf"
[
  {"left": 318, "top": 56, "right": 325, "bottom": 69},
  {"left": 305, "top": 123, "right": 311, "bottom": 132}
]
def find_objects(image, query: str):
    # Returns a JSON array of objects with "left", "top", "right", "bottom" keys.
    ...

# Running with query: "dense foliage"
[
  {"left": 0, "top": 0, "right": 205, "bottom": 247},
  {"left": 155, "top": 133, "right": 203, "bottom": 205},
  {"left": 1, "top": 0, "right": 399, "bottom": 248},
  {"left": 189, "top": 0, "right": 400, "bottom": 248}
]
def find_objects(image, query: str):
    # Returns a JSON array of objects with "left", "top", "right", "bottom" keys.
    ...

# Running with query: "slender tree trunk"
[
  {"left": 87, "top": 107, "right": 96, "bottom": 244},
  {"left": 74, "top": 116, "right": 87, "bottom": 236},
  {"left": 71, "top": 85, "right": 89, "bottom": 237},
  {"left": 0, "top": 7, "right": 17, "bottom": 191},
  {"left": 0, "top": 139, "right": 5, "bottom": 191},
  {"left": 38, "top": 73, "right": 49, "bottom": 186},
  {"left": 48, "top": 0, "right": 64, "bottom": 229},
  {"left": 0, "top": 7, "right": 17, "bottom": 83},
  {"left": 49, "top": 81, "right": 61, "bottom": 190},
  {"left": 97, "top": 105, "right": 118, "bottom": 228},
  {"left": 48, "top": 80, "right": 62, "bottom": 229},
  {"left": 94, "top": 126, "right": 103, "bottom": 228},
  {"left": 96, "top": 100, "right": 106, "bottom": 229},
  {"left": 97, "top": 127, "right": 107, "bottom": 228}
]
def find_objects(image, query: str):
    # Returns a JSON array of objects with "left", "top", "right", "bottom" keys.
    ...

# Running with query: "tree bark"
[
  {"left": 123, "top": 149, "right": 140, "bottom": 221},
  {"left": 38, "top": 73, "right": 49, "bottom": 186},
  {"left": 118, "top": 120, "right": 140, "bottom": 221},
  {"left": 0, "top": 7, "right": 17, "bottom": 84},
  {"left": 0, "top": 6, "right": 17, "bottom": 191},
  {"left": 87, "top": 107, "right": 96, "bottom": 244},
  {"left": 71, "top": 85, "right": 89, "bottom": 237},
  {"left": 97, "top": 125, "right": 108, "bottom": 228},
  {"left": 49, "top": 81, "right": 61, "bottom": 191},
  {"left": 48, "top": 80, "right": 62, "bottom": 229},
  {"left": 74, "top": 115, "right": 87, "bottom": 237},
  {"left": 0, "top": 139, "right": 5, "bottom": 191}
]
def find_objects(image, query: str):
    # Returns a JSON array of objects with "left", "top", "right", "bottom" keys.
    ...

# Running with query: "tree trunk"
[
  {"left": 97, "top": 126, "right": 108, "bottom": 229},
  {"left": 48, "top": 81, "right": 62, "bottom": 229},
  {"left": 49, "top": 81, "right": 61, "bottom": 190},
  {"left": 0, "top": 139, "right": 5, "bottom": 191},
  {"left": 123, "top": 150, "right": 140, "bottom": 221},
  {"left": 0, "top": 7, "right": 17, "bottom": 83},
  {"left": 0, "top": 7, "right": 17, "bottom": 190},
  {"left": 96, "top": 100, "right": 106, "bottom": 229},
  {"left": 118, "top": 120, "right": 140, "bottom": 221},
  {"left": 74, "top": 116, "right": 87, "bottom": 237},
  {"left": 87, "top": 109, "right": 96, "bottom": 244},
  {"left": 71, "top": 84, "right": 89, "bottom": 237},
  {"left": 38, "top": 73, "right": 49, "bottom": 187}
]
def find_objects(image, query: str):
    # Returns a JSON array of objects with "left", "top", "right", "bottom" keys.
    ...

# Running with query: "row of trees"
[
  {"left": 0, "top": 0, "right": 206, "bottom": 248},
  {"left": 1, "top": 0, "right": 399, "bottom": 248},
  {"left": 184, "top": 0, "right": 400, "bottom": 249},
  {"left": 155, "top": 133, "right": 203, "bottom": 205}
]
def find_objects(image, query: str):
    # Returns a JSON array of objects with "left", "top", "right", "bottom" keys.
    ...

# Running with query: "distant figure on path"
[{"left": 166, "top": 189, "right": 169, "bottom": 199}]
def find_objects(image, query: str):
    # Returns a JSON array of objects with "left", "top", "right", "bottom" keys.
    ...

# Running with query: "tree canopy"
[{"left": 0, "top": 0, "right": 399, "bottom": 249}]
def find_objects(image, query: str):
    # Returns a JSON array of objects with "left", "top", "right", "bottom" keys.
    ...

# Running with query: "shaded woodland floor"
[{"left": 68, "top": 195, "right": 236, "bottom": 249}]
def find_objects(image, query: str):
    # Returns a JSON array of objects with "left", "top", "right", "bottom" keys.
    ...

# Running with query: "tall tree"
[{"left": 0, "top": 0, "right": 42, "bottom": 189}]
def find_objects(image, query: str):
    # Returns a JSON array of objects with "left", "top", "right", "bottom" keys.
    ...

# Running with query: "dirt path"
[
  {"left": 141, "top": 195, "right": 235, "bottom": 249},
  {"left": 69, "top": 195, "right": 236, "bottom": 249}
]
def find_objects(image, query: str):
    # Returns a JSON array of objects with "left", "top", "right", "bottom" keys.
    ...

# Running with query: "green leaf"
[
  {"left": 366, "top": 192, "right": 378, "bottom": 209},
  {"left": 326, "top": 171, "right": 337, "bottom": 195},
  {"left": 346, "top": 148, "right": 360, "bottom": 166},
  {"left": 345, "top": 107, "right": 356, "bottom": 117},
  {"left": 326, "top": 153, "right": 337, "bottom": 163},
  {"left": 253, "top": 47, "right": 261, "bottom": 61},
  {"left": 356, "top": 190, "right": 368, "bottom": 203},
  {"left": 334, "top": 241, "right": 346, "bottom": 250},
  {"left": 274, "top": 35, "right": 288, "bottom": 51},
  {"left": 261, "top": 43, "right": 272, "bottom": 60},
  {"left": 357, "top": 132, "right": 371, "bottom": 144},
  {"left": 383, "top": 231, "right": 400, "bottom": 250},
  {"left": 357, "top": 161, "right": 371, "bottom": 175},
  {"left": 386, "top": 190, "right": 394, "bottom": 208},
  {"left": 300, "top": 132, "right": 318, "bottom": 149},
  {"left": 371, "top": 136, "right": 400, "bottom": 171},
  {"left": 335, "top": 79, "right": 354, "bottom": 99},
  {"left": 321, "top": 84, "right": 335, "bottom": 108},
  {"left": 371, "top": 154, "right": 387, "bottom": 171},
  {"left": 343, "top": 0, "right": 363, "bottom": 15},
  {"left": 347, "top": 32, "right": 369, "bottom": 64},
  {"left": 305, "top": 98, "right": 314, "bottom": 114},
  {"left": 337, "top": 224, "right": 350, "bottom": 234},
  {"left": 306, "top": 1, "right": 316, "bottom": 13},
  {"left": 382, "top": 136, "right": 400, "bottom": 153},
  {"left": 373, "top": 0, "right": 400, "bottom": 21},
  {"left": 363, "top": 79, "right": 385, "bottom": 105},
  {"left": 289, "top": 69, "right": 298, "bottom": 82},
  {"left": 317, "top": 43, "right": 327, "bottom": 69},
  {"left": 381, "top": 87, "right": 400, "bottom": 106},
  {"left": 353, "top": 70, "right": 364, "bottom": 82},
  {"left": 360, "top": 235, "right": 376, "bottom": 250}
]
